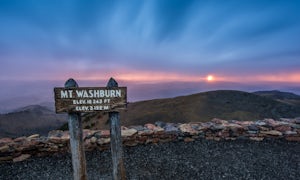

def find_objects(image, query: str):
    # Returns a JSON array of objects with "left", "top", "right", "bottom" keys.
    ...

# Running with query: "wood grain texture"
[
  {"left": 65, "top": 79, "right": 87, "bottom": 180},
  {"left": 108, "top": 78, "right": 126, "bottom": 180}
]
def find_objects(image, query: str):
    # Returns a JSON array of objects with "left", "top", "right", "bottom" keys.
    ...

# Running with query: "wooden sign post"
[
  {"left": 107, "top": 78, "right": 126, "bottom": 180},
  {"left": 54, "top": 77, "right": 127, "bottom": 180},
  {"left": 64, "top": 78, "right": 87, "bottom": 180}
]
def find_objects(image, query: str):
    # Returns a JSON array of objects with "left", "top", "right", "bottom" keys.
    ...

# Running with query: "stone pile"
[{"left": 1, "top": 118, "right": 299, "bottom": 163}]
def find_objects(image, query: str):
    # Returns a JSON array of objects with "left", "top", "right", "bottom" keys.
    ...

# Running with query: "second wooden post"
[{"left": 107, "top": 78, "right": 126, "bottom": 180}]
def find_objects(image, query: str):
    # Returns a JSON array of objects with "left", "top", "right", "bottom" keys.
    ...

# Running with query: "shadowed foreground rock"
[{"left": 0, "top": 139, "right": 299, "bottom": 180}]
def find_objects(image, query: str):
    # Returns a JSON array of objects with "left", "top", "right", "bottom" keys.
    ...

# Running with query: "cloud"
[{"left": 0, "top": 0, "right": 299, "bottom": 83}]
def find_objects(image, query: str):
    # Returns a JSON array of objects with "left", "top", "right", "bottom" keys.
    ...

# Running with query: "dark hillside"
[
  {"left": 81, "top": 90, "right": 300, "bottom": 130},
  {"left": 0, "top": 105, "right": 67, "bottom": 138},
  {"left": 2, "top": 90, "right": 299, "bottom": 135},
  {"left": 254, "top": 90, "right": 300, "bottom": 106}
]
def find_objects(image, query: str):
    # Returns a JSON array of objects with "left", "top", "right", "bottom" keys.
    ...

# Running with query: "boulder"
[
  {"left": 0, "top": 145, "right": 9, "bottom": 152},
  {"left": 97, "top": 138, "right": 110, "bottom": 145},
  {"left": 255, "top": 121, "right": 266, "bottom": 126},
  {"left": 247, "top": 125, "right": 259, "bottom": 131},
  {"left": 27, "top": 134, "right": 39, "bottom": 139},
  {"left": 210, "top": 124, "right": 225, "bottom": 131},
  {"left": 90, "top": 137, "right": 97, "bottom": 144},
  {"left": 144, "top": 123, "right": 157, "bottom": 130},
  {"left": 48, "top": 130, "right": 64, "bottom": 138},
  {"left": 184, "top": 137, "right": 194, "bottom": 142},
  {"left": 211, "top": 118, "right": 228, "bottom": 124},
  {"left": 0, "top": 138, "right": 13, "bottom": 146},
  {"left": 155, "top": 121, "right": 167, "bottom": 128},
  {"left": 121, "top": 129, "right": 137, "bottom": 137},
  {"left": 14, "top": 137, "right": 26, "bottom": 142},
  {"left": 13, "top": 154, "right": 31, "bottom": 162},
  {"left": 260, "top": 130, "right": 283, "bottom": 136},
  {"left": 138, "top": 129, "right": 154, "bottom": 136},
  {"left": 100, "top": 130, "right": 110, "bottom": 138},
  {"left": 294, "top": 118, "right": 300, "bottom": 124},
  {"left": 274, "top": 125, "right": 291, "bottom": 132},
  {"left": 284, "top": 131, "right": 297, "bottom": 135},
  {"left": 179, "top": 124, "right": 198, "bottom": 135},
  {"left": 164, "top": 124, "right": 179, "bottom": 132},
  {"left": 128, "top": 125, "right": 145, "bottom": 131}
]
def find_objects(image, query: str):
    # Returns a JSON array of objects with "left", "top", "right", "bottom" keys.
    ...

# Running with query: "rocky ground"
[{"left": 0, "top": 138, "right": 299, "bottom": 180}]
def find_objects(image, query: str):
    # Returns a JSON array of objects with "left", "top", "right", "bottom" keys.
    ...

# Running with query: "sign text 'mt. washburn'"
[{"left": 60, "top": 89, "right": 122, "bottom": 98}]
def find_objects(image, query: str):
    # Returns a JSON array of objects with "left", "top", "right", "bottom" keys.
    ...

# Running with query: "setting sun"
[{"left": 206, "top": 75, "right": 214, "bottom": 82}]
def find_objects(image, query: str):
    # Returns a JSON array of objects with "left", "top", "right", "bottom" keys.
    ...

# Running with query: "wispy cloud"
[{"left": 0, "top": 0, "right": 299, "bottom": 84}]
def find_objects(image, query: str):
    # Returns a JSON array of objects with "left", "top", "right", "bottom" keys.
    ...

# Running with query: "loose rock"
[
  {"left": 260, "top": 130, "right": 283, "bottom": 136},
  {"left": 121, "top": 129, "right": 137, "bottom": 137},
  {"left": 13, "top": 154, "right": 31, "bottom": 162}
]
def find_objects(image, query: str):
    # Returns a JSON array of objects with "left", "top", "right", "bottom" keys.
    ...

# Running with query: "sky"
[{"left": 0, "top": 0, "right": 300, "bottom": 110}]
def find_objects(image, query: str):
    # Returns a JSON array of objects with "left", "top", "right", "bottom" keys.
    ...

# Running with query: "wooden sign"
[
  {"left": 54, "top": 87, "right": 127, "bottom": 113},
  {"left": 54, "top": 78, "right": 126, "bottom": 180}
]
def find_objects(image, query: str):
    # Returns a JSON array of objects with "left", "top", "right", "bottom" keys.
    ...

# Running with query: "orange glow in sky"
[
  {"left": 32, "top": 69, "right": 300, "bottom": 85},
  {"left": 206, "top": 75, "right": 214, "bottom": 82},
  {"left": 221, "top": 72, "right": 300, "bottom": 84},
  {"left": 71, "top": 70, "right": 206, "bottom": 83}
]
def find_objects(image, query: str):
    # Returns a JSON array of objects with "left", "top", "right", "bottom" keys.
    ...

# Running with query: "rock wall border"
[{"left": 1, "top": 118, "right": 299, "bottom": 163}]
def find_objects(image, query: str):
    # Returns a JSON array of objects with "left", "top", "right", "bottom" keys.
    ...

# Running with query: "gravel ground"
[{"left": 0, "top": 139, "right": 299, "bottom": 180}]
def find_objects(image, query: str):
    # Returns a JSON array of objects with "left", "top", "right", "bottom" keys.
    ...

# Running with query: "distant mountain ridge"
[
  {"left": 254, "top": 90, "right": 300, "bottom": 106},
  {"left": 79, "top": 90, "right": 300, "bottom": 130},
  {"left": 1, "top": 90, "right": 300, "bottom": 137},
  {"left": 0, "top": 105, "right": 67, "bottom": 138},
  {"left": 12, "top": 105, "right": 52, "bottom": 113},
  {"left": 254, "top": 90, "right": 300, "bottom": 99}
]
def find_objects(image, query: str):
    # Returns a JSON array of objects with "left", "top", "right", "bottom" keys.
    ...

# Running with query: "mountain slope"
[
  {"left": 254, "top": 90, "right": 300, "bottom": 106},
  {"left": 0, "top": 105, "right": 67, "bottom": 138},
  {"left": 2, "top": 90, "right": 299, "bottom": 136},
  {"left": 81, "top": 90, "right": 300, "bottom": 130}
]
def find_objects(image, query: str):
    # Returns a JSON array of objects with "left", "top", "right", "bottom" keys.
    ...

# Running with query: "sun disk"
[{"left": 206, "top": 75, "right": 214, "bottom": 81}]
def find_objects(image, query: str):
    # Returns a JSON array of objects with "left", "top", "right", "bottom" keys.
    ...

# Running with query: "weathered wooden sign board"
[
  {"left": 54, "top": 87, "right": 127, "bottom": 113},
  {"left": 54, "top": 78, "right": 127, "bottom": 180}
]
